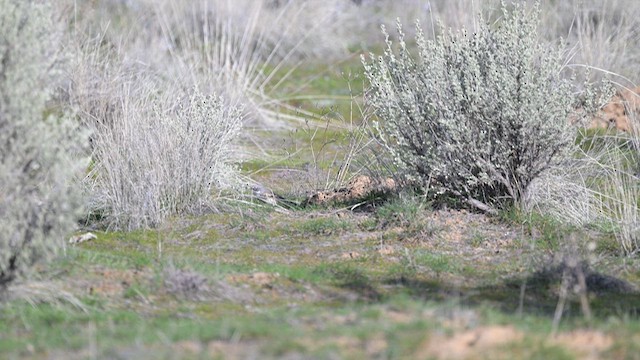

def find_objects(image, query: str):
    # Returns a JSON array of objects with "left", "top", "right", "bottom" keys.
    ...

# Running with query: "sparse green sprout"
[{"left": 363, "top": 1, "right": 582, "bottom": 214}]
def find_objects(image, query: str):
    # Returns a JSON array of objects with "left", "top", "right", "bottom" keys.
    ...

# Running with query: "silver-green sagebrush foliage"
[
  {"left": 363, "top": 2, "right": 579, "bottom": 213},
  {"left": 0, "top": 1, "right": 86, "bottom": 288}
]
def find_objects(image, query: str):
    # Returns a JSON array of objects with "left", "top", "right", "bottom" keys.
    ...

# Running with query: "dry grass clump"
[
  {"left": 84, "top": 85, "right": 243, "bottom": 230},
  {"left": 163, "top": 266, "right": 210, "bottom": 300},
  {"left": 597, "top": 123, "right": 640, "bottom": 255},
  {"left": 2, "top": 281, "right": 87, "bottom": 312},
  {"left": 527, "top": 112, "right": 640, "bottom": 255},
  {"left": 537, "top": 0, "right": 640, "bottom": 85}
]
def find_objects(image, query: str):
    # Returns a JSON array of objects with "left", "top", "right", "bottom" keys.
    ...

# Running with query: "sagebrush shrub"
[
  {"left": 87, "top": 88, "right": 242, "bottom": 230},
  {"left": 363, "top": 1, "right": 580, "bottom": 213},
  {"left": 0, "top": 1, "right": 85, "bottom": 288}
]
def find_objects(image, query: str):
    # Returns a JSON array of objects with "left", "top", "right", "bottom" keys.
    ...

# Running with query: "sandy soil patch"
[
  {"left": 552, "top": 330, "right": 614, "bottom": 359},
  {"left": 419, "top": 325, "right": 524, "bottom": 359}
]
